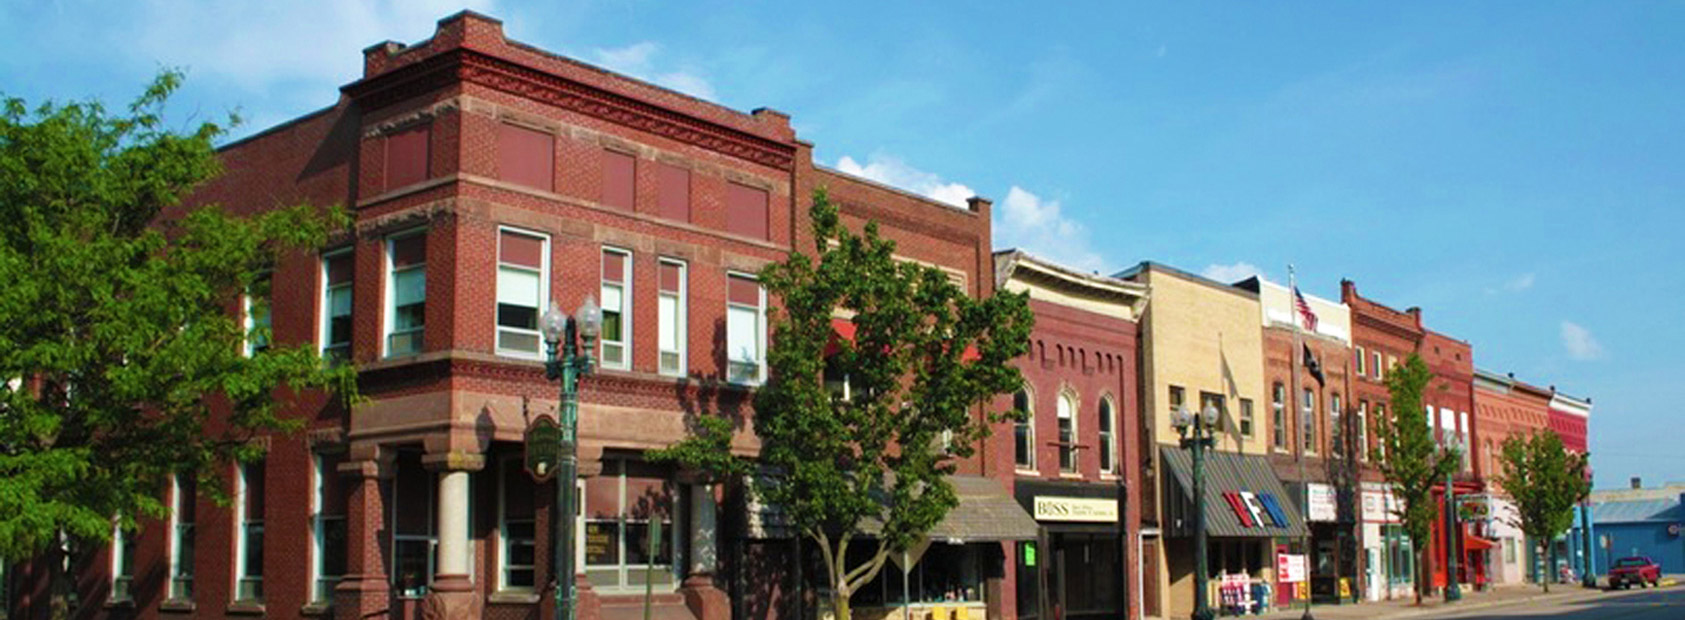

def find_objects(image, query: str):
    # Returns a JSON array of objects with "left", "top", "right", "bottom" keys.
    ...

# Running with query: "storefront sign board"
[
  {"left": 1033, "top": 496, "right": 1118, "bottom": 522},
  {"left": 1306, "top": 483, "right": 1337, "bottom": 522},
  {"left": 1277, "top": 553, "right": 1307, "bottom": 582}
]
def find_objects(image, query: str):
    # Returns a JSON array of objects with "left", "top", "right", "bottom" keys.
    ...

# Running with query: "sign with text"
[
  {"left": 1033, "top": 496, "right": 1118, "bottom": 522},
  {"left": 523, "top": 415, "right": 560, "bottom": 482},
  {"left": 1306, "top": 483, "right": 1337, "bottom": 522},
  {"left": 1361, "top": 487, "right": 1403, "bottom": 524},
  {"left": 1457, "top": 494, "right": 1492, "bottom": 522},
  {"left": 1277, "top": 553, "right": 1308, "bottom": 582}
]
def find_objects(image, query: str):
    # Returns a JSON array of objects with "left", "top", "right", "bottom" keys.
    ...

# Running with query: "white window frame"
[
  {"left": 1056, "top": 391, "right": 1078, "bottom": 474},
  {"left": 581, "top": 459, "right": 682, "bottom": 593},
  {"left": 383, "top": 229, "right": 428, "bottom": 358},
  {"left": 495, "top": 226, "right": 551, "bottom": 360},
  {"left": 1272, "top": 383, "right": 1287, "bottom": 451},
  {"left": 498, "top": 455, "right": 537, "bottom": 592},
  {"left": 1302, "top": 388, "right": 1318, "bottom": 456},
  {"left": 242, "top": 271, "right": 272, "bottom": 358},
  {"left": 320, "top": 249, "right": 354, "bottom": 360},
  {"left": 1373, "top": 351, "right": 1384, "bottom": 380},
  {"left": 310, "top": 453, "right": 345, "bottom": 603},
  {"left": 725, "top": 272, "right": 766, "bottom": 385},
  {"left": 1014, "top": 388, "right": 1036, "bottom": 472},
  {"left": 600, "top": 247, "right": 632, "bottom": 370},
  {"left": 1331, "top": 393, "right": 1344, "bottom": 459},
  {"left": 110, "top": 519, "right": 134, "bottom": 602},
  {"left": 1357, "top": 402, "right": 1369, "bottom": 462},
  {"left": 1239, "top": 398, "right": 1255, "bottom": 438},
  {"left": 1098, "top": 396, "right": 1116, "bottom": 474},
  {"left": 234, "top": 461, "right": 264, "bottom": 602},
  {"left": 168, "top": 474, "right": 193, "bottom": 600},
  {"left": 657, "top": 258, "right": 688, "bottom": 377}
]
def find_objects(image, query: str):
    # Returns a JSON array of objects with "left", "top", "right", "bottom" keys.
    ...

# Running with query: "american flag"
[{"left": 1293, "top": 286, "right": 1319, "bottom": 332}]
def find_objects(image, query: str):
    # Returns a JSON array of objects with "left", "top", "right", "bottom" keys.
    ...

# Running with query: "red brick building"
[
  {"left": 7, "top": 11, "right": 1004, "bottom": 620},
  {"left": 1472, "top": 369, "right": 1554, "bottom": 585},
  {"left": 1340, "top": 280, "right": 1481, "bottom": 599},
  {"left": 991, "top": 251, "right": 1146, "bottom": 620}
]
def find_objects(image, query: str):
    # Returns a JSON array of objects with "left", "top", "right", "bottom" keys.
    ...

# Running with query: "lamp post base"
[{"left": 1445, "top": 584, "right": 1462, "bottom": 602}]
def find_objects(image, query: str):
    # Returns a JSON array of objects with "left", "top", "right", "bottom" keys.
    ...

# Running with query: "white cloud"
[
  {"left": 834, "top": 154, "right": 976, "bottom": 208},
  {"left": 1492, "top": 272, "right": 1536, "bottom": 294},
  {"left": 590, "top": 42, "right": 717, "bottom": 101},
  {"left": 1200, "top": 262, "right": 1264, "bottom": 283},
  {"left": 996, "top": 186, "right": 1105, "bottom": 273},
  {"left": 1560, "top": 321, "right": 1605, "bottom": 361}
]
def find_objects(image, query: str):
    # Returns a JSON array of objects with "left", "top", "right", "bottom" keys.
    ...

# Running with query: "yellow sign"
[
  {"left": 1295, "top": 581, "right": 1309, "bottom": 599},
  {"left": 1338, "top": 578, "right": 1351, "bottom": 599},
  {"left": 1032, "top": 496, "right": 1118, "bottom": 522}
]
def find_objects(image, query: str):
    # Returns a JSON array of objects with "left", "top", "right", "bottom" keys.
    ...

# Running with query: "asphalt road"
[{"left": 1431, "top": 587, "right": 1685, "bottom": 619}]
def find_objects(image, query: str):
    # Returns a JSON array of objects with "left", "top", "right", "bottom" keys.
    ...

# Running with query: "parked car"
[{"left": 1607, "top": 556, "right": 1662, "bottom": 589}]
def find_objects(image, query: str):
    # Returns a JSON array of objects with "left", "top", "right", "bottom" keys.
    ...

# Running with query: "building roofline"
[
  {"left": 1114, "top": 260, "right": 1259, "bottom": 300},
  {"left": 215, "top": 103, "right": 339, "bottom": 153},
  {"left": 994, "top": 249, "right": 1149, "bottom": 301},
  {"left": 814, "top": 165, "right": 985, "bottom": 216}
]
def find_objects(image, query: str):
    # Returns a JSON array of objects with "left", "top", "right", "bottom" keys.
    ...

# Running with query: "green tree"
[
  {"left": 0, "top": 72, "right": 356, "bottom": 593},
  {"left": 652, "top": 188, "right": 1031, "bottom": 620},
  {"left": 1373, "top": 353, "right": 1460, "bottom": 605},
  {"left": 1494, "top": 430, "right": 1589, "bottom": 593}
]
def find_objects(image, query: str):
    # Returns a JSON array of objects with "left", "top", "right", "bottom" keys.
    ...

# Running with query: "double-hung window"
[
  {"left": 111, "top": 521, "right": 135, "bottom": 602},
  {"left": 500, "top": 457, "right": 537, "bottom": 591},
  {"left": 169, "top": 474, "right": 195, "bottom": 600},
  {"left": 1374, "top": 404, "right": 1388, "bottom": 461},
  {"left": 725, "top": 274, "right": 764, "bottom": 384},
  {"left": 1356, "top": 402, "right": 1369, "bottom": 462},
  {"left": 1272, "top": 383, "right": 1287, "bottom": 451},
  {"left": 657, "top": 259, "right": 687, "bottom": 376},
  {"left": 496, "top": 229, "right": 549, "bottom": 357},
  {"left": 600, "top": 248, "right": 631, "bottom": 370},
  {"left": 235, "top": 460, "right": 266, "bottom": 602},
  {"left": 385, "top": 232, "right": 427, "bottom": 356},
  {"left": 321, "top": 251, "right": 353, "bottom": 361},
  {"left": 312, "top": 453, "right": 347, "bottom": 603},
  {"left": 1301, "top": 389, "right": 1318, "bottom": 455},
  {"left": 1239, "top": 398, "right": 1255, "bottom": 438},
  {"left": 1098, "top": 397, "right": 1116, "bottom": 474},
  {"left": 244, "top": 272, "right": 272, "bottom": 357},
  {"left": 1013, "top": 389, "right": 1035, "bottom": 471},
  {"left": 1330, "top": 393, "right": 1345, "bottom": 459},
  {"left": 1056, "top": 393, "right": 1077, "bottom": 473}
]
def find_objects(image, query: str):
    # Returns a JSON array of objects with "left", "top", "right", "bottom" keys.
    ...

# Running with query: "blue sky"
[{"left": 4, "top": 1, "right": 1680, "bottom": 489}]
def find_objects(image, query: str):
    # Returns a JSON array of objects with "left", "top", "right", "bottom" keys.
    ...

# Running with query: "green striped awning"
[{"left": 1160, "top": 446, "right": 1308, "bottom": 538}]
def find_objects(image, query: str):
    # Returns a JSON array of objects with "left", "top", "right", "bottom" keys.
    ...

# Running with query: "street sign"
[{"left": 524, "top": 415, "right": 561, "bottom": 482}]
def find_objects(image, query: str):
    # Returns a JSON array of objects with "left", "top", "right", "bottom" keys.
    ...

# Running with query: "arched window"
[
  {"left": 1013, "top": 389, "right": 1035, "bottom": 470},
  {"left": 1057, "top": 392, "right": 1078, "bottom": 473},
  {"left": 1271, "top": 383, "right": 1287, "bottom": 451},
  {"left": 1098, "top": 397, "right": 1117, "bottom": 474}
]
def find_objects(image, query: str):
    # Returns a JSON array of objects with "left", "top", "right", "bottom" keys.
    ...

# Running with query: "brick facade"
[{"left": 10, "top": 11, "right": 997, "bottom": 620}]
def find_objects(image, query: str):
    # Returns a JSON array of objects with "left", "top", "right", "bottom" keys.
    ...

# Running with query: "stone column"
[
  {"left": 335, "top": 445, "right": 393, "bottom": 620},
  {"left": 680, "top": 480, "right": 729, "bottom": 620},
  {"left": 422, "top": 451, "right": 483, "bottom": 620}
]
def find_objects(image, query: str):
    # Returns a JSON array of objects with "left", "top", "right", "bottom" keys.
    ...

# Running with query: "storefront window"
[
  {"left": 391, "top": 453, "right": 435, "bottom": 599},
  {"left": 585, "top": 459, "right": 676, "bottom": 590},
  {"left": 849, "top": 543, "right": 985, "bottom": 606},
  {"left": 1386, "top": 525, "right": 1414, "bottom": 584}
]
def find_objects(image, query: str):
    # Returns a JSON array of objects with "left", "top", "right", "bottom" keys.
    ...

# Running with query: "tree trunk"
[
  {"left": 1543, "top": 541, "right": 1556, "bottom": 593},
  {"left": 832, "top": 590, "right": 851, "bottom": 620},
  {"left": 1413, "top": 546, "right": 1425, "bottom": 606}
]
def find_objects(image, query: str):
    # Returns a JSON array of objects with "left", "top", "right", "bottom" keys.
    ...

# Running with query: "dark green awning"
[{"left": 1160, "top": 446, "right": 1308, "bottom": 538}]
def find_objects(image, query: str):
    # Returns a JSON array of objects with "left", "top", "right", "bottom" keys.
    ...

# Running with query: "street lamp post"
[
  {"left": 541, "top": 297, "right": 602, "bottom": 620},
  {"left": 1173, "top": 404, "right": 1221, "bottom": 620},
  {"left": 1444, "top": 437, "right": 1462, "bottom": 603}
]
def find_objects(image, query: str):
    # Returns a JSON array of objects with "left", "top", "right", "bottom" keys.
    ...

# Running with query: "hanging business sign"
[
  {"left": 1457, "top": 494, "right": 1492, "bottom": 522},
  {"left": 1032, "top": 496, "right": 1118, "bottom": 522},
  {"left": 1306, "top": 483, "right": 1337, "bottom": 522},
  {"left": 523, "top": 415, "right": 560, "bottom": 482}
]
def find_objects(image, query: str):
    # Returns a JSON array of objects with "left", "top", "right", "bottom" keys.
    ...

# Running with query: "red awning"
[{"left": 1462, "top": 532, "right": 1497, "bottom": 551}]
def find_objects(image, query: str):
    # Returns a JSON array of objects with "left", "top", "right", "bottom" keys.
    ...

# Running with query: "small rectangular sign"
[
  {"left": 1306, "top": 483, "right": 1337, "bottom": 522},
  {"left": 1033, "top": 496, "right": 1118, "bottom": 522}
]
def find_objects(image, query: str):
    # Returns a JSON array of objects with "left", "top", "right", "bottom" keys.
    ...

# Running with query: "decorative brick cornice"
[
  {"left": 343, "top": 49, "right": 797, "bottom": 170},
  {"left": 1352, "top": 311, "right": 1423, "bottom": 342}
]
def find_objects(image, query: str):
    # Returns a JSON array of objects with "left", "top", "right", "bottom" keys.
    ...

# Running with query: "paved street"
[{"left": 1430, "top": 587, "right": 1685, "bottom": 619}]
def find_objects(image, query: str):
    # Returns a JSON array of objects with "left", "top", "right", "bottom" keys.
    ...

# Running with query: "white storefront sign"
[
  {"left": 1361, "top": 482, "right": 1402, "bottom": 524},
  {"left": 1033, "top": 496, "right": 1118, "bottom": 522},
  {"left": 1277, "top": 553, "right": 1308, "bottom": 583},
  {"left": 1306, "top": 483, "right": 1337, "bottom": 522}
]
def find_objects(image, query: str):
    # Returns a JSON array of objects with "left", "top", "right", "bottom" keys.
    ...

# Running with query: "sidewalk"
[{"left": 1242, "top": 583, "right": 1608, "bottom": 620}]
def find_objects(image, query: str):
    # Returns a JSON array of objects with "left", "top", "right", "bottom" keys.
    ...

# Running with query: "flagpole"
[{"left": 1291, "top": 265, "right": 1316, "bottom": 620}]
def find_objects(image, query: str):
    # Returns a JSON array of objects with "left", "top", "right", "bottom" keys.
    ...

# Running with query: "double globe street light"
[
  {"left": 1173, "top": 403, "right": 1221, "bottom": 620},
  {"left": 540, "top": 296, "right": 602, "bottom": 620}
]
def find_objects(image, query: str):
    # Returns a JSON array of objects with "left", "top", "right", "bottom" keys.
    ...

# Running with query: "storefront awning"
[
  {"left": 1160, "top": 446, "right": 1309, "bottom": 539},
  {"left": 861, "top": 475, "right": 1041, "bottom": 542},
  {"left": 1463, "top": 532, "right": 1497, "bottom": 551}
]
